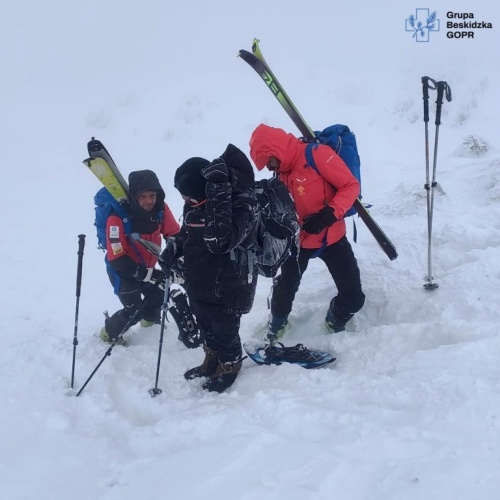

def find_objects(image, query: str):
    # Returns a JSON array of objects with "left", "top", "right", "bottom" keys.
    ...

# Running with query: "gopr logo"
[
  {"left": 406, "top": 9, "right": 494, "bottom": 40},
  {"left": 405, "top": 9, "right": 440, "bottom": 42}
]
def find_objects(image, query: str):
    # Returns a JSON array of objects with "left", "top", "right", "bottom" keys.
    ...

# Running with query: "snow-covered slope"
[{"left": 1, "top": 1, "right": 499, "bottom": 499}]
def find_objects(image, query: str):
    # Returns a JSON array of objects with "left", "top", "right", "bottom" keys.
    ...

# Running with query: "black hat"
[{"left": 174, "top": 157, "right": 210, "bottom": 202}]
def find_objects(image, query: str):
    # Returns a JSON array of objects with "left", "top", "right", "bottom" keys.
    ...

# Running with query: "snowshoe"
[
  {"left": 243, "top": 339, "right": 335, "bottom": 369},
  {"left": 169, "top": 287, "right": 202, "bottom": 349}
]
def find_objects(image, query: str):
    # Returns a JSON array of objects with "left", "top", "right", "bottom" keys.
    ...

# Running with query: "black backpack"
[
  {"left": 253, "top": 177, "right": 299, "bottom": 278},
  {"left": 221, "top": 143, "right": 299, "bottom": 279}
]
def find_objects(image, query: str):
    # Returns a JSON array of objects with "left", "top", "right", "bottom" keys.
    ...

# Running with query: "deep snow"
[{"left": 1, "top": 1, "right": 500, "bottom": 499}]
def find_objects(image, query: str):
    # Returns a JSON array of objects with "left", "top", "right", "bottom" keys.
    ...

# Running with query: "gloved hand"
[
  {"left": 133, "top": 266, "right": 167, "bottom": 290},
  {"left": 160, "top": 237, "right": 181, "bottom": 271},
  {"left": 201, "top": 158, "right": 229, "bottom": 183},
  {"left": 302, "top": 206, "right": 337, "bottom": 235}
]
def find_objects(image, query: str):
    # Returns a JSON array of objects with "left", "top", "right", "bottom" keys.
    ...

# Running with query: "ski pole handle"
[
  {"left": 421, "top": 76, "right": 437, "bottom": 123},
  {"left": 435, "top": 81, "right": 452, "bottom": 126},
  {"left": 76, "top": 234, "right": 86, "bottom": 298}
]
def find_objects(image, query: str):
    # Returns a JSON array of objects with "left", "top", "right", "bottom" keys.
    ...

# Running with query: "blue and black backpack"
[
  {"left": 94, "top": 187, "right": 133, "bottom": 251},
  {"left": 303, "top": 124, "right": 361, "bottom": 218},
  {"left": 94, "top": 187, "right": 167, "bottom": 294}
]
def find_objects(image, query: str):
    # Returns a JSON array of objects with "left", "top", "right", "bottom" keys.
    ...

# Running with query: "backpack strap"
[
  {"left": 229, "top": 247, "right": 255, "bottom": 284},
  {"left": 304, "top": 143, "right": 321, "bottom": 175},
  {"left": 310, "top": 233, "right": 328, "bottom": 259},
  {"left": 113, "top": 202, "right": 148, "bottom": 267}
]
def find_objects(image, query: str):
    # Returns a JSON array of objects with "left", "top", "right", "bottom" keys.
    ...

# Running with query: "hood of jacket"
[
  {"left": 129, "top": 170, "right": 165, "bottom": 207},
  {"left": 127, "top": 170, "right": 166, "bottom": 232},
  {"left": 249, "top": 124, "right": 300, "bottom": 173}
]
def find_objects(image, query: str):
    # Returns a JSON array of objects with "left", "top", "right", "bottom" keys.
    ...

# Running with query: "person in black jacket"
[{"left": 165, "top": 144, "right": 258, "bottom": 393}]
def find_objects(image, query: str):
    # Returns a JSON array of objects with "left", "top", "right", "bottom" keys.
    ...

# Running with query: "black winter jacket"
[{"left": 181, "top": 180, "right": 258, "bottom": 314}]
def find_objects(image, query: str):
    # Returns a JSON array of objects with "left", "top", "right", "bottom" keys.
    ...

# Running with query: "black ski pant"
[
  {"left": 105, "top": 274, "right": 163, "bottom": 338},
  {"left": 271, "top": 236, "right": 365, "bottom": 323},
  {"left": 189, "top": 299, "right": 242, "bottom": 363}
]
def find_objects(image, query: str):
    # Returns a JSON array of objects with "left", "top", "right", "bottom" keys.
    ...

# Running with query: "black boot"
[
  {"left": 184, "top": 345, "right": 218, "bottom": 380},
  {"left": 202, "top": 358, "right": 243, "bottom": 393}
]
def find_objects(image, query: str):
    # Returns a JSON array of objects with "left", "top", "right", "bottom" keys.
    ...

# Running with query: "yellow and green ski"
[{"left": 83, "top": 138, "right": 129, "bottom": 203}]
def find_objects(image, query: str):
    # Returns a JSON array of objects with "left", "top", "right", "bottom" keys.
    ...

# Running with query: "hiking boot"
[
  {"left": 184, "top": 345, "right": 219, "bottom": 380},
  {"left": 325, "top": 308, "right": 353, "bottom": 333},
  {"left": 140, "top": 319, "right": 161, "bottom": 328},
  {"left": 263, "top": 315, "right": 289, "bottom": 343},
  {"left": 202, "top": 358, "right": 243, "bottom": 393},
  {"left": 99, "top": 327, "right": 128, "bottom": 346}
]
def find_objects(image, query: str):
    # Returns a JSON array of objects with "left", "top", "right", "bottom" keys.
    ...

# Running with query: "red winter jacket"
[
  {"left": 106, "top": 203, "right": 180, "bottom": 271},
  {"left": 249, "top": 124, "right": 359, "bottom": 249}
]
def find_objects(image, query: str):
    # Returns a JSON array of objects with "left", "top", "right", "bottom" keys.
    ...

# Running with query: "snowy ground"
[{"left": 1, "top": 1, "right": 500, "bottom": 499}]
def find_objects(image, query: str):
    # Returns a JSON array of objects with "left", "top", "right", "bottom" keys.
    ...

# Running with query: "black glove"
[
  {"left": 318, "top": 205, "right": 337, "bottom": 226},
  {"left": 133, "top": 266, "right": 166, "bottom": 290},
  {"left": 302, "top": 206, "right": 337, "bottom": 235},
  {"left": 160, "top": 237, "right": 181, "bottom": 271},
  {"left": 201, "top": 158, "right": 229, "bottom": 183},
  {"left": 151, "top": 269, "right": 167, "bottom": 290}
]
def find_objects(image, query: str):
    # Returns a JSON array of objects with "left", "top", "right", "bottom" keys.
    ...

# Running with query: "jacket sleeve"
[
  {"left": 161, "top": 203, "right": 181, "bottom": 238},
  {"left": 203, "top": 181, "right": 256, "bottom": 254},
  {"left": 311, "top": 146, "right": 360, "bottom": 219},
  {"left": 105, "top": 214, "right": 140, "bottom": 277}
]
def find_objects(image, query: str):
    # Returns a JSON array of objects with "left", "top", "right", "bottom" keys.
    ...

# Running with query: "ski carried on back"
[
  {"left": 243, "top": 339, "right": 335, "bottom": 369},
  {"left": 83, "top": 137, "right": 129, "bottom": 203},
  {"left": 238, "top": 39, "right": 398, "bottom": 261}
]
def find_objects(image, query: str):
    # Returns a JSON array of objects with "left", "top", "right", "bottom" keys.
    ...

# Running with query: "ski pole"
[
  {"left": 424, "top": 78, "right": 452, "bottom": 290},
  {"left": 76, "top": 277, "right": 163, "bottom": 397},
  {"left": 149, "top": 269, "right": 171, "bottom": 397},
  {"left": 422, "top": 76, "right": 437, "bottom": 289},
  {"left": 71, "top": 234, "right": 86, "bottom": 389}
]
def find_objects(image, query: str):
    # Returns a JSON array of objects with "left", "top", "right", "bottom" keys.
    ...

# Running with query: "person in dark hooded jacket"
[
  {"left": 165, "top": 144, "right": 258, "bottom": 393},
  {"left": 100, "top": 169, "right": 180, "bottom": 344}
]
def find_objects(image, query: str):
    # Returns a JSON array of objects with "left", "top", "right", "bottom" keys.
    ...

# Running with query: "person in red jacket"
[
  {"left": 100, "top": 169, "right": 180, "bottom": 344},
  {"left": 249, "top": 124, "right": 365, "bottom": 340}
]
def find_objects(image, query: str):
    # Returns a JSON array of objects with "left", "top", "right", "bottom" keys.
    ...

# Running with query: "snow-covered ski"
[{"left": 243, "top": 339, "right": 336, "bottom": 369}]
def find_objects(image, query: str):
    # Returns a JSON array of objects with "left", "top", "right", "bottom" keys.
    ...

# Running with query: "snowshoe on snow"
[{"left": 243, "top": 339, "right": 335, "bottom": 369}]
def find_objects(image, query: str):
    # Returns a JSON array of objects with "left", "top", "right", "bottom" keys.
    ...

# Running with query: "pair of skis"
[
  {"left": 238, "top": 39, "right": 398, "bottom": 262},
  {"left": 84, "top": 138, "right": 129, "bottom": 203}
]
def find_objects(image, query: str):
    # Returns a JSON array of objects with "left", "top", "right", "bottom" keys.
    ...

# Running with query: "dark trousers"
[
  {"left": 105, "top": 274, "right": 163, "bottom": 338},
  {"left": 271, "top": 236, "right": 365, "bottom": 322},
  {"left": 190, "top": 299, "right": 242, "bottom": 363}
]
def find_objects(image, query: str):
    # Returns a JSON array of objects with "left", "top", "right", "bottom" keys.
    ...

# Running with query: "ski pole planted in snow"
[
  {"left": 149, "top": 269, "right": 171, "bottom": 397},
  {"left": 422, "top": 77, "right": 452, "bottom": 290},
  {"left": 71, "top": 234, "right": 86, "bottom": 389},
  {"left": 76, "top": 279, "right": 163, "bottom": 397}
]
